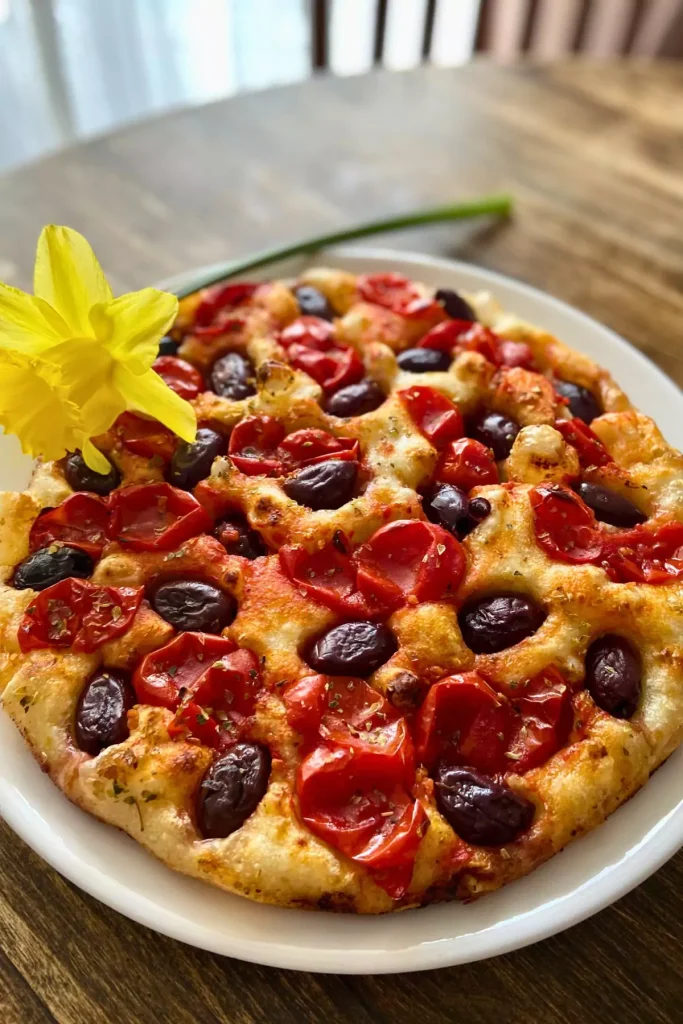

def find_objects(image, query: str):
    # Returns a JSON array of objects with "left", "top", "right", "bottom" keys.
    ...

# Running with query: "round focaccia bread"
[{"left": 2, "top": 267, "right": 683, "bottom": 914}]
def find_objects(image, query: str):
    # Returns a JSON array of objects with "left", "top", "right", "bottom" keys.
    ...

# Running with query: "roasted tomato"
[
  {"left": 228, "top": 416, "right": 358, "bottom": 477},
  {"left": 193, "top": 282, "right": 258, "bottom": 329},
  {"left": 554, "top": 418, "right": 613, "bottom": 469},
  {"left": 414, "top": 668, "right": 572, "bottom": 776},
  {"left": 134, "top": 631, "right": 262, "bottom": 749},
  {"left": 398, "top": 386, "right": 464, "bottom": 448},
  {"left": 29, "top": 494, "right": 111, "bottom": 558},
  {"left": 530, "top": 484, "right": 604, "bottom": 563},
  {"left": 280, "top": 520, "right": 465, "bottom": 617},
  {"left": 109, "top": 483, "right": 212, "bottom": 551},
  {"left": 113, "top": 411, "right": 177, "bottom": 463},
  {"left": 152, "top": 356, "right": 204, "bottom": 400},
  {"left": 19, "top": 578, "right": 142, "bottom": 653},
  {"left": 357, "top": 272, "right": 439, "bottom": 319},
  {"left": 435, "top": 437, "right": 499, "bottom": 491}
]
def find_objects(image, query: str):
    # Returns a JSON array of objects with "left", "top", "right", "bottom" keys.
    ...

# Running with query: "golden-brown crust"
[{"left": 2, "top": 269, "right": 682, "bottom": 914}]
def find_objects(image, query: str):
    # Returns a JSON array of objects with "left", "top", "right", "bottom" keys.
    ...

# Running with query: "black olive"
[
  {"left": 469, "top": 412, "right": 520, "bottom": 461},
  {"left": 585, "top": 635, "right": 641, "bottom": 719},
  {"left": 576, "top": 482, "right": 646, "bottom": 528},
  {"left": 325, "top": 379, "right": 384, "bottom": 418},
  {"left": 209, "top": 352, "right": 256, "bottom": 401},
  {"left": 197, "top": 743, "right": 271, "bottom": 839},
  {"left": 64, "top": 452, "right": 121, "bottom": 495},
  {"left": 424, "top": 484, "right": 492, "bottom": 539},
  {"left": 435, "top": 288, "right": 476, "bottom": 322},
  {"left": 284, "top": 460, "right": 357, "bottom": 510},
  {"left": 151, "top": 579, "right": 235, "bottom": 633},
  {"left": 158, "top": 335, "right": 179, "bottom": 356},
  {"left": 294, "top": 285, "right": 334, "bottom": 321},
  {"left": 397, "top": 348, "right": 452, "bottom": 373},
  {"left": 13, "top": 546, "right": 94, "bottom": 591},
  {"left": 555, "top": 380, "right": 601, "bottom": 424},
  {"left": 307, "top": 621, "right": 397, "bottom": 676},
  {"left": 168, "top": 428, "right": 224, "bottom": 490},
  {"left": 75, "top": 670, "right": 136, "bottom": 756},
  {"left": 435, "top": 766, "right": 535, "bottom": 845},
  {"left": 459, "top": 594, "right": 545, "bottom": 654},
  {"left": 214, "top": 516, "right": 267, "bottom": 559}
]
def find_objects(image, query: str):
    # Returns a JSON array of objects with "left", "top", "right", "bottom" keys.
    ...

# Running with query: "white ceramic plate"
[{"left": 1, "top": 249, "right": 682, "bottom": 974}]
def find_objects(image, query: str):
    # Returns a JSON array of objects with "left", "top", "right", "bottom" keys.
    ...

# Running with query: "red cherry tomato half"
[
  {"left": 194, "top": 282, "right": 258, "bottom": 328},
  {"left": 497, "top": 339, "right": 535, "bottom": 369},
  {"left": 505, "top": 666, "right": 573, "bottom": 773},
  {"left": 414, "top": 672, "right": 509, "bottom": 775},
  {"left": 19, "top": 579, "right": 142, "bottom": 653},
  {"left": 153, "top": 356, "right": 204, "bottom": 400},
  {"left": 29, "top": 494, "right": 111, "bottom": 558},
  {"left": 436, "top": 437, "right": 499, "bottom": 491},
  {"left": 284, "top": 674, "right": 408, "bottom": 759},
  {"left": 297, "top": 742, "right": 426, "bottom": 899},
  {"left": 228, "top": 415, "right": 287, "bottom": 476},
  {"left": 168, "top": 700, "right": 224, "bottom": 748},
  {"left": 134, "top": 631, "right": 262, "bottom": 736},
  {"left": 530, "top": 484, "right": 604, "bottom": 563},
  {"left": 114, "top": 412, "right": 177, "bottom": 463},
  {"left": 278, "top": 429, "right": 359, "bottom": 467},
  {"left": 109, "top": 482, "right": 212, "bottom": 552},
  {"left": 279, "top": 541, "right": 388, "bottom": 619},
  {"left": 602, "top": 521, "right": 683, "bottom": 585},
  {"left": 288, "top": 343, "right": 364, "bottom": 394},
  {"left": 554, "top": 418, "right": 613, "bottom": 469},
  {"left": 357, "top": 272, "right": 438, "bottom": 319},
  {"left": 417, "top": 320, "right": 473, "bottom": 353},
  {"left": 229, "top": 417, "right": 358, "bottom": 477},
  {"left": 355, "top": 520, "right": 465, "bottom": 608},
  {"left": 398, "top": 386, "right": 464, "bottom": 448},
  {"left": 278, "top": 316, "right": 335, "bottom": 350},
  {"left": 414, "top": 669, "right": 572, "bottom": 776}
]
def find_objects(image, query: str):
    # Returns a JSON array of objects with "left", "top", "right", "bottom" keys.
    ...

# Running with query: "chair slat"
[
  {"left": 422, "top": 0, "right": 438, "bottom": 59},
  {"left": 374, "top": 0, "right": 389, "bottom": 64}
]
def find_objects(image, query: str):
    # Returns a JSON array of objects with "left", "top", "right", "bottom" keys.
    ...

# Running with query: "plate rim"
[{"left": 2, "top": 246, "right": 682, "bottom": 974}]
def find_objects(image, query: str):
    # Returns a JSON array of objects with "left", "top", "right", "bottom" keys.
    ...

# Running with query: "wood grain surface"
[{"left": 0, "top": 59, "right": 682, "bottom": 1024}]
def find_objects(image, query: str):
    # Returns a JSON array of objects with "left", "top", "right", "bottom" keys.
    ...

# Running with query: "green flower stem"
[{"left": 175, "top": 195, "right": 512, "bottom": 297}]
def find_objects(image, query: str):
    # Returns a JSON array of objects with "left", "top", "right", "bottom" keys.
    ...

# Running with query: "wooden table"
[{"left": 1, "top": 58, "right": 683, "bottom": 1024}]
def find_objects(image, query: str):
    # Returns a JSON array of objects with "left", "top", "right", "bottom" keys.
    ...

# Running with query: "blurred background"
[{"left": 1, "top": 0, "right": 681, "bottom": 174}]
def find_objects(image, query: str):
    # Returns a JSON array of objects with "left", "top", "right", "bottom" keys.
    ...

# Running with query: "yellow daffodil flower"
[{"left": 0, "top": 225, "right": 196, "bottom": 472}]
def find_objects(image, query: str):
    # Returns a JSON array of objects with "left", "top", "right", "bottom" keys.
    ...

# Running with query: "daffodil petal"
[
  {"left": 0, "top": 282, "right": 65, "bottom": 354},
  {"left": 115, "top": 364, "right": 196, "bottom": 443},
  {"left": 0, "top": 351, "right": 82, "bottom": 462},
  {"left": 81, "top": 438, "right": 112, "bottom": 474},
  {"left": 34, "top": 226, "right": 113, "bottom": 336},
  {"left": 105, "top": 289, "right": 178, "bottom": 368}
]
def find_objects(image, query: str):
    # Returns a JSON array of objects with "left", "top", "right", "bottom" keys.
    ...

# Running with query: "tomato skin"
[
  {"left": 278, "top": 429, "right": 359, "bottom": 467},
  {"left": 278, "top": 317, "right": 364, "bottom": 394},
  {"left": 228, "top": 417, "right": 359, "bottom": 477},
  {"left": 398, "top": 386, "right": 464, "bottom": 448},
  {"left": 109, "top": 482, "right": 212, "bottom": 552},
  {"left": 194, "top": 282, "right": 258, "bottom": 328},
  {"left": 280, "top": 520, "right": 466, "bottom": 617},
  {"left": 296, "top": 733, "right": 426, "bottom": 898},
  {"left": 357, "top": 272, "right": 421, "bottom": 312},
  {"left": 228, "top": 415, "right": 287, "bottom": 476},
  {"left": 279, "top": 541, "right": 382, "bottom": 618},
  {"left": 417, "top": 320, "right": 472, "bottom": 353},
  {"left": 530, "top": 484, "right": 604, "bottom": 563},
  {"left": 554, "top": 418, "right": 613, "bottom": 469},
  {"left": 602, "top": 521, "right": 683, "bottom": 584},
  {"left": 278, "top": 316, "right": 335, "bottom": 350},
  {"left": 29, "top": 494, "right": 111, "bottom": 557},
  {"left": 153, "top": 355, "right": 204, "bottom": 400},
  {"left": 134, "top": 632, "right": 262, "bottom": 748},
  {"left": 436, "top": 437, "right": 499, "bottom": 491},
  {"left": 113, "top": 412, "right": 177, "bottom": 462},
  {"left": 18, "top": 579, "right": 142, "bottom": 653},
  {"left": 414, "top": 668, "right": 572, "bottom": 776},
  {"left": 355, "top": 520, "right": 465, "bottom": 607}
]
